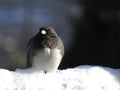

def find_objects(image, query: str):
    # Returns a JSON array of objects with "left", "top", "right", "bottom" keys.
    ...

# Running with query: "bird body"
[
  {"left": 32, "top": 48, "right": 62, "bottom": 72},
  {"left": 27, "top": 26, "right": 64, "bottom": 72}
]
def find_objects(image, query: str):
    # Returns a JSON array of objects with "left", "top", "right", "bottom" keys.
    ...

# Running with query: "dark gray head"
[
  {"left": 39, "top": 26, "right": 58, "bottom": 37},
  {"left": 37, "top": 26, "right": 60, "bottom": 49}
]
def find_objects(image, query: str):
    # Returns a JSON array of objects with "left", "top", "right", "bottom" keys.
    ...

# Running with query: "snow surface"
[{"left": 0, "top": 65, "right": 120, "bottom": 90}]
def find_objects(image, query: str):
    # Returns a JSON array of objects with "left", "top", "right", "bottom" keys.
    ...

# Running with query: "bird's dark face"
[
  {"left": 39, "top": 26, "right": 58, "bottom": 38},
  {"left": 35, "top": 26, "right": 59, "bottom": 49}
]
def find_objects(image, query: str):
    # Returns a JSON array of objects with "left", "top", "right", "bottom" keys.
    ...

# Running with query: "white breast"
[{"left": 32, "top": 48, "right": 62, "bottom": 72}]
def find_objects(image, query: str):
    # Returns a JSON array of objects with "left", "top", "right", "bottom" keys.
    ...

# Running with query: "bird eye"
[{"left": 41, "top": 30, "right": 47, "bottom": 35}]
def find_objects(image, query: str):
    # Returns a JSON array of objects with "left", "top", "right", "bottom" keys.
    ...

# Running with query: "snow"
[{"left": 0, "top": 65, "right": 120, "bottom": 90}]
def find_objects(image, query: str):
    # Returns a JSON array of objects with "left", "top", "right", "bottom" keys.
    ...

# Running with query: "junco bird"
[{"left": 26, "top": 26, "right": 64, "bottom": 72}]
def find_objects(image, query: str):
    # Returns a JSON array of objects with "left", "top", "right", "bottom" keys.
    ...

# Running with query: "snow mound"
[{"left": 0, "top": 65, "right": 120, "bottom": 90}]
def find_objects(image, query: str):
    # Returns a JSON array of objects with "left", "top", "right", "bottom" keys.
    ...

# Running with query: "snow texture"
[{"left": 0, "top": 65, "right": 120, "bottom": 90}]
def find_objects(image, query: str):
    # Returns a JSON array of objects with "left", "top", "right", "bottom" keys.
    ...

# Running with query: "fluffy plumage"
[{"left": 26, "top": 26, "right": 64, "bottom": 72}]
